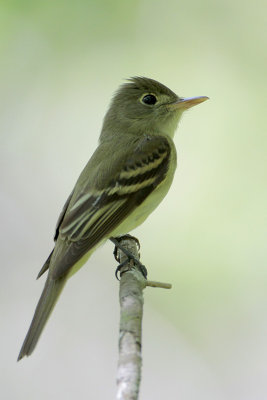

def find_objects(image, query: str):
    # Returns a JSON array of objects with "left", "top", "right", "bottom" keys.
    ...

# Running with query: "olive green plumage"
[{"left": 18, "top": 77, "right": 208, "bottom": 360}]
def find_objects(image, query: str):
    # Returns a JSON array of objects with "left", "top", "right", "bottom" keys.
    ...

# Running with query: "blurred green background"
[{"left": 1, "top": 1, "right": 267, "bottom": 399}]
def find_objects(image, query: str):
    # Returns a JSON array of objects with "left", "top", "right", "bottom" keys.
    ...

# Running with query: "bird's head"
[{"left": 100, "top": 77, "right": 208, "bottom": 140}]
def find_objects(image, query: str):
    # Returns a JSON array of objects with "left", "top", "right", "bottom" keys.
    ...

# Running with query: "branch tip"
[{"left": 146, "top": 280, "right": 172, "bottom": 289}]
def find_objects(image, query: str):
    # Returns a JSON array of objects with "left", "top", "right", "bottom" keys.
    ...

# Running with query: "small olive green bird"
[{"left": 18, "top": 77, "right": 208, "bottom": 360}]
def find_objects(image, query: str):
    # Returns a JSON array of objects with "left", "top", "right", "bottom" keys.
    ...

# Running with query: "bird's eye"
[{"left": 141, "top": 94, "right": 157, "bottom": 105}]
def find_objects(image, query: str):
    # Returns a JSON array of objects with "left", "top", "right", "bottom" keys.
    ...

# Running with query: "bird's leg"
[{"left": 110, "top": 235, "right": 147, "bottom": 280}]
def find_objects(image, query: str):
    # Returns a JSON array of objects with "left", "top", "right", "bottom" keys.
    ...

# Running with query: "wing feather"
[{"left": 51, "top": 135, "right": 171, "bottom": 279}]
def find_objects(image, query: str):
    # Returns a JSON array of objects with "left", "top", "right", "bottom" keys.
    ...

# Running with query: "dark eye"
[{"left": 142, "top": 94, "right": 157, "bottom": 105}]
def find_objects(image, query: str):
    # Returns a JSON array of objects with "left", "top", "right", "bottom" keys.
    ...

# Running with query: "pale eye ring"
[{"left": 141, "top": 94, "right": 157, "bottom": 105}]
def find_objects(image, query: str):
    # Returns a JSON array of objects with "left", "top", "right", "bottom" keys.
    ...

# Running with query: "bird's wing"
[
  {"left": 54, "top": 189, "right": 75, "bottom": 241},
  {"left": 36, "top": 190, "right": 75, "bottom": 279},
  {"left": 51, "top": 135, "right": 172, "bottom": 279}
]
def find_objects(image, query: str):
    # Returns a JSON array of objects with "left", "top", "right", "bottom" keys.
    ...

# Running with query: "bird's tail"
[{"left": 17, "top": 276, "right": 67, "bottom": 361}]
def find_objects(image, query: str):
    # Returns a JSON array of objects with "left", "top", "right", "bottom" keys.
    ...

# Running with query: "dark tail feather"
[
  {"left": 36, "top": 249, "right": 54, "bottom": 279},
  {"left": 17, "top": 276, "right": 67, "bottom": 361}
]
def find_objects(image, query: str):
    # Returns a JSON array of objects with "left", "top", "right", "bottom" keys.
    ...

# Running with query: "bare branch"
[
  {"left": 115, "top": 237, "right": 145, "bottom": 400},
  {"left": 114, "top": 235, "right": 172, "bottom": 400}
]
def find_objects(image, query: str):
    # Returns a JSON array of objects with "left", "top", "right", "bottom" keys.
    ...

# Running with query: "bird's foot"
[{"left": 110, "top": 235, "right": 147, "bottom": 280}]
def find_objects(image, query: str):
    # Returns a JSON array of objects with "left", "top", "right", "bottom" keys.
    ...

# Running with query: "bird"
[{"left": 18, "top": 76, "right": 208, "bottom": 360}]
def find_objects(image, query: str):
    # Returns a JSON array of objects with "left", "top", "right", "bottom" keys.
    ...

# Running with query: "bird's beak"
[{"left": 169, "top": 96, "right": 209, "bottom": 110}]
